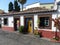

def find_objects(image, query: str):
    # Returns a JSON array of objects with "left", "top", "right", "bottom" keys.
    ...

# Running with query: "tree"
[
  {"left": 52, "top": 17, "right": 60, "bottom": 39},
  {"left": 52, "top": 18, "right": 60, "bottom": 30},
  {"left": 14, "top": 0, "right": 20, "bottom": 12},
  {"left": 8, "top": 2, "right": 13, "bottom": 12},
  {"left": 18, "top": 0, "right": 27, "bottom": 11}
]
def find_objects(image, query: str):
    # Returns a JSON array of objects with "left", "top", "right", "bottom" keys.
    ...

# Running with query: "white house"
[{"left": 0, "top": 0, "right": 60, "bottom": 39}]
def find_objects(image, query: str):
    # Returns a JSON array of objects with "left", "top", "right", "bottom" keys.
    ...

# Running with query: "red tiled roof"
[
  {"left": 0, "top": 9, "right": 6, "bottom": 14},
  {"left": 0, "top": 7, "right": 56, "bottom": 16},
  {"left": 24, "top": 7, "right": 48, "bottom": 12}
]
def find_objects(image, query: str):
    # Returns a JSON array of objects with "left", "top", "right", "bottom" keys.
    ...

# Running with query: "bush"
[{"left": 19, "top": 26, "right": 24, "bottom": 33}]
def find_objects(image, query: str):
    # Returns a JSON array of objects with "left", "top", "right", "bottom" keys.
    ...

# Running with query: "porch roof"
[{"left": 0, "top": 9, "right": 56, "bottom": 17}]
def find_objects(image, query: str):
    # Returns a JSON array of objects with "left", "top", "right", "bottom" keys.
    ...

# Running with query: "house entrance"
[
  {"left": 14, "top": 18, "right": 20, "bottom": 31},
  {"left": 25, "top": 17, "right": 33, "bottom": 33}
]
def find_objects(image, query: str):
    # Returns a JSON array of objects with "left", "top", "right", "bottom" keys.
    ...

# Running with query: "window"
[
  {"left": 4, "top": 18, "right": 8, "bottom": 25},
  {"left": 39, "top": 17, "right": 49, "bottom": 27}
]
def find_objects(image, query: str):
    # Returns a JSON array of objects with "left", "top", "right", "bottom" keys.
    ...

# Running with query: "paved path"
[{"left": 0, "top": 30, "right": 60, "bottom": 45}]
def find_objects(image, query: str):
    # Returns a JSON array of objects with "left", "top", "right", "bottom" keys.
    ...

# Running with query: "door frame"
[
  {"left": 14, "top": 17, "right": 20, "bottom": 31},
  {"left": 24, "top": 16, "right": 34, "bottom": 33}
]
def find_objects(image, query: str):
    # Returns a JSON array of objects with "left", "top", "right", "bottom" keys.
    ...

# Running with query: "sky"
[{"left": 0, "top": 0, "right": 54, "bottom": 12}]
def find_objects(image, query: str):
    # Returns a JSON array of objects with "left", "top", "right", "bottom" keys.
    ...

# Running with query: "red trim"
[{"left": 2, "top": 26, "right": 14, "bottom": 32}]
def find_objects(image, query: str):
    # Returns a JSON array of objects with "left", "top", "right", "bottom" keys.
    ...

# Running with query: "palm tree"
[{"left": 18, "top": 0, "right": 27, "bottom": 11}]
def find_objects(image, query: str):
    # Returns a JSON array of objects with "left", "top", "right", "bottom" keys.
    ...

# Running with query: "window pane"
[
  {"left": 40, "top": 17, "right": 45, "bottom": 26},
  {"left": 45, "top": 20, "right": 49, "bottom": 26}
]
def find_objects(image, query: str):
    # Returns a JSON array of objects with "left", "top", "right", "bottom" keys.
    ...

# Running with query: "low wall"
[{"left": 38, "top": 30, "right": 60, "bottom": 39}]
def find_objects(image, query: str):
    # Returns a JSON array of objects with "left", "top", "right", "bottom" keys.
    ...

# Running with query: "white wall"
[
  {"left": 8, "top": 17, "right": 14, "bottom": 27},
  {"left": 1, "top": 17, "right": 4, "bottom": 27},
  {"left": 52, "top": 14, "right": 57, "bottom": 31},
  {"left": 54, "top": 0, "right": 60, "bottom": 10},
  {"left": 52, "top": 0, "right": 60, "bottom": 31},
  {"left": 1, "top": 17, "right": 14, "bottom": 27},
  {"left": 20, "top": 16, "right": 24, "bottom": 26},
  {"left": 34, "top": 14, "right": 38, "bottom": 29}
]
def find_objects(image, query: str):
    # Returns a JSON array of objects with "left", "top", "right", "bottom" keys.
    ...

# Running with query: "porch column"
[
  {"left": 20, "top": 16, "right": 24, "bottom": 26},
  {"left": 52, "top": 14, "right": 57, "bottom": 31},
  {"left": 8, "top": 17, "right": 14, "bottom": 27},
  {"left": 34, "top": 14, "right": 38, "bottom": 29}
]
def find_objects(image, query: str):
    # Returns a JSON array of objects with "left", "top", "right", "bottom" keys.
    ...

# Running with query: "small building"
[
  {"left": 23, "top": 2, "right": 54, "bottom": 11},
  {"left": 40, "top": 2, "right": 54, "bottom": 9},
  {"left": 0, "top": 0, "right": 60, "bottom": 39}
]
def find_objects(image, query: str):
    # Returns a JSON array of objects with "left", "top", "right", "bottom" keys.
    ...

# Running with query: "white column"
[
  {"left": 52, "top": 14, "right": 57, "bottom": 31},
  {"left": 8, "top": 17, "right": 14, "bottom": 27},
  {"left": 34, "top": 14, "right": 38, "bottom": 29},
  {"left": 20, "top": 16, "right": 24, "bottom": 26}
]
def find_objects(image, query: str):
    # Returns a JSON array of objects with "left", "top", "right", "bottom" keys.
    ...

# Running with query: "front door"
[
  {"left": 25, "top": 18, "right": 33, "bottom": 33},
  {"left": 14, "top": 18, "right": 20, "bottom": 31},
  {"left": 28, "top": 20, "right": 32, "bottom": 33}
]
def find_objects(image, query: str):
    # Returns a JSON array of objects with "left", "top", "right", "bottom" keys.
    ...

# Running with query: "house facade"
[{"left": 0, "top": 0, "right": 60, "bottom": 39}]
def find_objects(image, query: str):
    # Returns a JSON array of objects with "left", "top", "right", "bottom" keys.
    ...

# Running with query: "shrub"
[{"left": 19, "top": 26, "right": 24, "bottom": 33}]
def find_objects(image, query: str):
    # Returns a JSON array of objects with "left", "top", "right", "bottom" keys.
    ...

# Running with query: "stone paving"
[{"left": 0, "top": 30, "right": 60, "bottom": 45}]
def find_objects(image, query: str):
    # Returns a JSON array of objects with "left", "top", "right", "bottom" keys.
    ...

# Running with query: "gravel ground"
[{"left": 0, "top": 30, "right": 60, "bottom": 45}]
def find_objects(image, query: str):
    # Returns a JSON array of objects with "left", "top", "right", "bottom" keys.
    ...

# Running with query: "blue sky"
[{"left": 0, "top": 0, "right": 54, "bottom": 12}]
